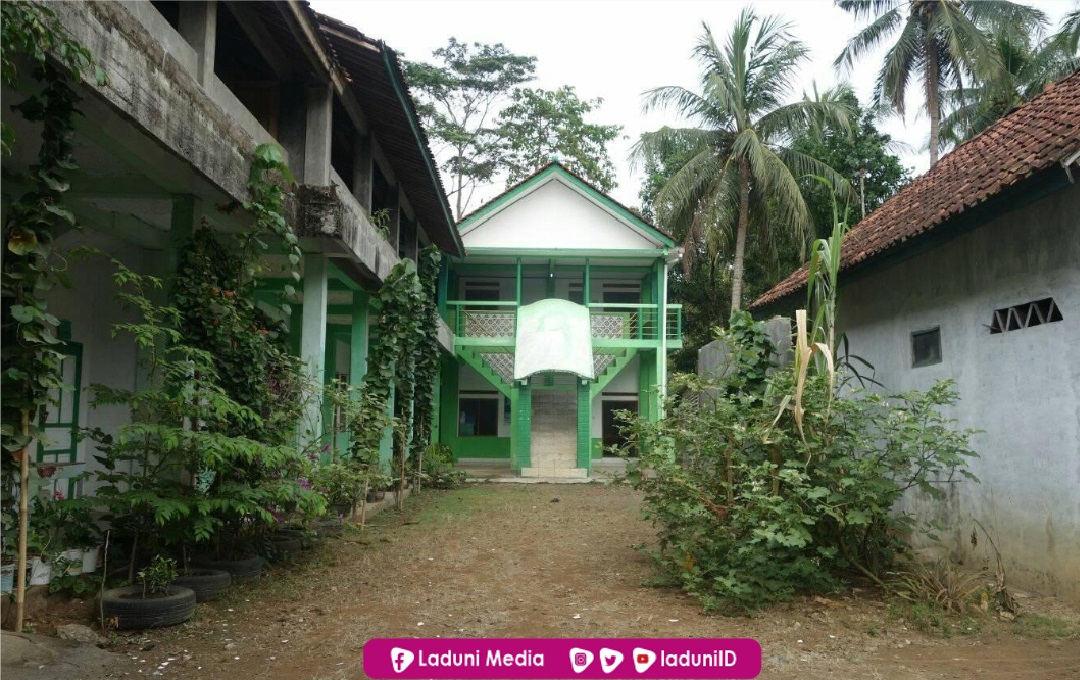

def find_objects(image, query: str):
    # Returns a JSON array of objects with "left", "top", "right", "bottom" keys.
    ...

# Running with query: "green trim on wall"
[
  {"left": 576, "top": 381, "right": 592, "bottom": 471},
  {"left": 450, "top": 437, "right": 510, "bottom": 458},
  {"left": 514, "top": 383, "right": 532, "bottom": 470}
]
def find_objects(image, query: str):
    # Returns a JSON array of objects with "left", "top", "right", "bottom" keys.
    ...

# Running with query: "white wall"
[
  {"left": 461, "top": 177, "right": 660, "bottom": 250},
  {"left": 591, "top": 355, "right": 640, "bottom": 438},
  {"left": 839, "top": 180, "right": 1080, "bottom": 601},
  {"left": 44, "top": 228, "right": 162, "bottom": 497}
]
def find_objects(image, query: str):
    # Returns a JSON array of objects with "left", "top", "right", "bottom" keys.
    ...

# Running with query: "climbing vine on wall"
[
  {"left": 411, "top": 245, "right": 443, "bottom": 457},
  {"left": 351, "top": 247, "right": 441, "bottom": 470},
  {"left": 1, "top": 0, "right": 106, "bottom": 454},
  {"left": 174, "top": 143, "right": 302, "bottom": 443}
]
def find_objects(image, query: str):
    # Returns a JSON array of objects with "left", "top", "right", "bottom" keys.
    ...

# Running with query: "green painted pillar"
[
  {"left": 299, "top": 255, "right": 329, "bottom": 450},
  {"left": 322, "top": 329, "right": 337, "bottom": 461},
  {"left": 439, "top": 356, "right": 459, "bottom": 457},
  {"left": 513, "top": 381, "right": 532, "bottom": 472},
  {"left": 289, "top": 304, "right": 303, "bottom": 357},
  {"left": 583, "top": 258, "right": 591, "bottom": 305},
  {"left": 349, "top": 291, "right": 370, "bottom": 386},
  {"left": 577, "top": 380, "right": 592, "bottom": 472},
  {"left": 379, "top": 374, "right": 395, "bottom": 473}
]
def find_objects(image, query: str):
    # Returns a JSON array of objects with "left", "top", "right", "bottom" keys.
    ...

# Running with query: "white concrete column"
[
  {"left": 178, "top": 0, "right": 217, "bottom": 87},
  {"left": 353, "top": 134, "right": 373, "bottom": 213},
  {"left": 300, "top": 254, "right": 329, "bottom": 447},
  {"left": 304, "top": 84, "right": 333, "bottom": 186},
  {"left": 387, "top": 185, "right": 401, "bottom": 251}
]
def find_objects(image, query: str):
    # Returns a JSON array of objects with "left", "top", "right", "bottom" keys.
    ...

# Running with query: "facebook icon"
[{"left": 390, "top": 648, "right": 415, "bottom": 673}]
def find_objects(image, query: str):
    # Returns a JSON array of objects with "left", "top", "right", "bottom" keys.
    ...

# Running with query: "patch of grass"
[
  {"left": 1013, "top": 614, "right": 1080, "bottom": 640},
  {"left": 886, "top": 599, "right": 982, "bottom": 638}
]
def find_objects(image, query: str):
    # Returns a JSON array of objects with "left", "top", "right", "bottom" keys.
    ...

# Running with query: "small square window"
[{"left": 911, "top": 327, "right": 942, "bottom": 368}]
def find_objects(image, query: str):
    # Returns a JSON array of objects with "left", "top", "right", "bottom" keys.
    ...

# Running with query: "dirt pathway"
[{"left": 113, "top": 484, "right": 1079, "bottom": 679}]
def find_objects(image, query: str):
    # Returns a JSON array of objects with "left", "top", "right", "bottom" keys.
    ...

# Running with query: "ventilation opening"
[{"left": 989, "top": 297, "right": 1063, "bottom": 334}]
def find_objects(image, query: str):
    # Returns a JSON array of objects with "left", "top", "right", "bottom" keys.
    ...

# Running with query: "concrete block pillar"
[
  {"left": 179, "top": 1, "right": 217, "bottom": 87},
  {"left": 576, "top": 380, "right": 592, "bottom": 472},
  {"left": 304, "top": 83, "right": 333, "bottom": 187},
  {"left": 299, "top": 255, "right": 329, "bottom": 449},
  {"left": 353, "top": 135, "right": 374, "bottom": 213}
]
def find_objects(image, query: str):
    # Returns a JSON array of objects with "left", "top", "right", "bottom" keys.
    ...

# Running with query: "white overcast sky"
[{"left": 310, "top": 0, "right": 1074, "bottom": 209}]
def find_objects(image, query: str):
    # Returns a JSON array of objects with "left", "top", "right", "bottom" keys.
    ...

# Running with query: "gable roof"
[
  {"left": 311, "top": 11, "right": 463, "bottom": 257},
  {"left": 751, "top": 69, "right": 1080, "bottom": 310},
  {"left": 457, "top": 162, "right": 676, "bottom": 248}
]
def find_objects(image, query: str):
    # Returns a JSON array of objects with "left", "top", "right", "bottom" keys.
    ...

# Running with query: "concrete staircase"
[{"left": 520, "top": 390, "right": 587, "bottom": 479}]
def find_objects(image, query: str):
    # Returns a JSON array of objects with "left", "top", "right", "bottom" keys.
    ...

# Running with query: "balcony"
[{"left": 445, "top": 301, "right": 683, "bottom": 349}]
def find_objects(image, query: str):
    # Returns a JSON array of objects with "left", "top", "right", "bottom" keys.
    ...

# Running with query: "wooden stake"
[{"left": 14, "top": 409, "right": 30, "bottom": 633}]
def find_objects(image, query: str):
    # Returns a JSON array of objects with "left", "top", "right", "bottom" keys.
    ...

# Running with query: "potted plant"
[
  {"left": 59, "top": 499, "right": 102, "bottom": 574},
  {"left": 100, "top": 555, "right": 196, "bottom": 629}
]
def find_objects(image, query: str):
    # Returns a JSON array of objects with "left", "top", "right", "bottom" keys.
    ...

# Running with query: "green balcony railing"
[
  {"left": 445, "top": 301, "right": 517, "bottom": 339},
  {"left": 445, "top": 300, "right": 683, "bottom": 347},
  {"left": 666, "top": 304, "right": 683, "bottom": 343}
]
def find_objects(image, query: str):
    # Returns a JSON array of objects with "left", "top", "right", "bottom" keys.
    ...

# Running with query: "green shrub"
[{"left": 624, "top": 319, "right": 978, "bottom": 614}]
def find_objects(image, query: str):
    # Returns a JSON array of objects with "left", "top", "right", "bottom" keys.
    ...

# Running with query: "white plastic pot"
[
  {"left": 29, "top": 557, "right": 51, "bottom": 586},
  {"left": 61, "top": 549, "right": 83, "bottom": 575},
  {"left": 0, "top": 563, "right": 15, "bottom": 594},
  {"left": 81, "top": 546, "right": 101, "bottom": 574}
]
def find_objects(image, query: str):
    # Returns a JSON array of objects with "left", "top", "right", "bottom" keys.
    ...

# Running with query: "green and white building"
[{"left": 435, "top": 163, "right": 683, "bottom": 478}]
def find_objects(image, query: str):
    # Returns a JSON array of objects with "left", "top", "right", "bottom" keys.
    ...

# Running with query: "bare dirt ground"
[{"left": 94, "top": 484, "right": 1079, "bottom": 679}]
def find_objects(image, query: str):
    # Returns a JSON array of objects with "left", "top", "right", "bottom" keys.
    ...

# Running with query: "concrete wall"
[
  {"left": 461, "top": 177, "right": 660, "bottom": 250},
  {"left": 839, "top": 180, "right": 1080, "bottom": 601}
]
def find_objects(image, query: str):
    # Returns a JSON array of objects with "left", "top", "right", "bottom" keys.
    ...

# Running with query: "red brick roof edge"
[{"left": 751, "top": 69, "right": 1080, "bottom": 310}]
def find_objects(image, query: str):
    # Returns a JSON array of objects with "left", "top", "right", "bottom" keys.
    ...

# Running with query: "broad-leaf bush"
[{"left": 624, "top": 319, "right": 978, "bottom": 614}]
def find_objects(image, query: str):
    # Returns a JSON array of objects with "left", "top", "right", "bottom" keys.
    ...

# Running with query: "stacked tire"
[
  {"left": 171, "top": 568, "right": 231, "bottom": 602},
  {"left": 191, "top": 555, "right": 263, "bottom": 583},
  {"left": 100, "top": 586, "right": 196, "bottom": 629}
]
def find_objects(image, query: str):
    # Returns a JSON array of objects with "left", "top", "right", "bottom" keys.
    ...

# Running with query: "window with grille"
[
  {"left": 911, "top": 327, "right": 942, "bottom": 368},
  {"left": 989, "top": 298, "right": 1063, "bottom": 334}
]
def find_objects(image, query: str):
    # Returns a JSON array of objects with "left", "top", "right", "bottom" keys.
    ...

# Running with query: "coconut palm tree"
[
  {"left": 635, "top": 9, "right": 854, "bottom": 312},
  {"left": 941, "top": 23, "right": 1079, "bottom": 146},
  {"left": 835, "top": 0, "right": 1047, "bottom": 165}
]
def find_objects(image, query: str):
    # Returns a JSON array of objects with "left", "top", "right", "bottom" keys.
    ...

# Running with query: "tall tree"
[
  {"left": 941, "top": 17, "right": 1080, "bottom": 146},
  {"left": 835, "top": 0, "right": 1047, "bottom": 165},
  {"left": 793, "top": 88, "right": 911, "bottom": 228},
  {"left": 497, "top": 86, "right": 622, "bottom": 190},
  {"left": 635, "top": 9, "right": 853, "bottom": 312},
  {"left": 405, "top": 39, "right": 536, "bottom": 218}
]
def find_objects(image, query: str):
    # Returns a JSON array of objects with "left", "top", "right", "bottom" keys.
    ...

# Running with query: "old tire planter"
[
  {"left": 191, "top": 555, "right": 262, "bottom": 583},
  {"left": 276, "top": 528, "right": 315, "bottom": 549},
  {"left": 172, "top": 569, "right": 231, "bottom": 602},
  {"left": 268, "top": 535, "right": 303, "bottom": 563},
  {"left": 100, "top": 586, "right": 196, "bottom": 630}
]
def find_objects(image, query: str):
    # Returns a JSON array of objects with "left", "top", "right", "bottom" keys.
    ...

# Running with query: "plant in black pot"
[{"left": 100, "top": 555, "right": 195, "bottom": 630}]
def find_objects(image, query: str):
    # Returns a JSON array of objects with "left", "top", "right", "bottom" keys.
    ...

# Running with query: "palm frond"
[{"left": 836, "top": 7, "right": 904, "bottom": 73}]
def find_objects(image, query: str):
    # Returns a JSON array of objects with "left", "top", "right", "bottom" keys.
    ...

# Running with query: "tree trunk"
[
  {"left": 926, "top": 41, "right": 941, "bottom": 166},
  {"left": 730, "top": 159, "right": 750, "bottom": 312}
]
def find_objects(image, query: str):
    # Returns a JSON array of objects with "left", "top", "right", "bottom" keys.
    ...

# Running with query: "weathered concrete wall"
[
  {"left": 697, "top": 317, "right": 793, "bottom": 379},
  {"left": 839, "top": 180, "right": 1080, "bottom": 601}
]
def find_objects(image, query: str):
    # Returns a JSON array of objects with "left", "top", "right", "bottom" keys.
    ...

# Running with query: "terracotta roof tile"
[{"left": 751, "top": 70, "right": 1080, "bottom": 309}]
